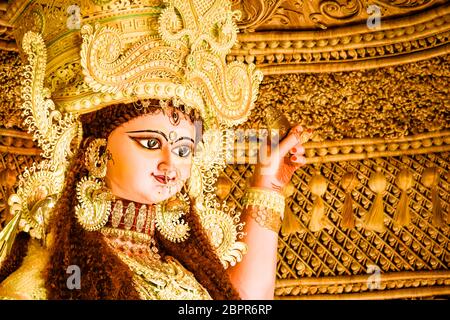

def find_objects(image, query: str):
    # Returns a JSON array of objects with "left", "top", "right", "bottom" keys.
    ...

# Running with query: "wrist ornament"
[{"left": 241, "top": 187, "right": 285, "bottom": 233}]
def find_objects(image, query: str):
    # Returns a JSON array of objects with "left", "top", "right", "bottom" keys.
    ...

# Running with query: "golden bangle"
[
  {"left": 242, "top": 188, "right": 285, "bottom": 215},
  {"left": 242, "top": 188, "right": 285, "bottom": 233},
  {"left": 246, "top": 206, "right": 282, "bottom": 233}
]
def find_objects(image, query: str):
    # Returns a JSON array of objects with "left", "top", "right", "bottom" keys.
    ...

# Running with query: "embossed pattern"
[
  {"left": 232, "top": 0, "right": 444, "bottom": 31},
  {"left": 241, "top": 54, "right": 450, "bottom": 141},
  {"left": 229, "top": 1, "right": 450, "bottom": 73},
  {"left": 0, "top": 52, "right": 24, "bottom": 129},
  {"left": 222, "top": 152, "right": 449, "bottom": 297}
]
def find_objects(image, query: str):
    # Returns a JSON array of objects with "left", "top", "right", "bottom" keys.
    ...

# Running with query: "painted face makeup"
[{"left": 104, "top": 107, "right": 196, "bottom": 204}]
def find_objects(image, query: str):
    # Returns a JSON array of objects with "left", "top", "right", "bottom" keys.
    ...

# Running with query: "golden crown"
[{"left": 12, "top": 0, "right": 262, "bottom": 128}]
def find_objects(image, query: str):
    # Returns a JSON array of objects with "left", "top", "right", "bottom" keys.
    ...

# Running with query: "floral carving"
[{"left": 232, "top": 0, "right": 446, "bottom": 30}]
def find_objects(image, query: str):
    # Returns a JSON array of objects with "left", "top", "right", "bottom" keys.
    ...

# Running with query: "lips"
[{"left": 152, "top": 174, "right": 175, "bottom": 184}]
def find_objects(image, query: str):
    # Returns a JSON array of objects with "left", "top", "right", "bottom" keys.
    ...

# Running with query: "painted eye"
[
  {"left": 172, "top": 145, "right": 192, "bottom": 158},
  {"left": 136, "top": 138, "right": 161, "bottom": 150}
]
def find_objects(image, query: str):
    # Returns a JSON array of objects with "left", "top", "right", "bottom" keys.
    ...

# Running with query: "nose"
[
  {"left": 158, "top": 164, "right": 178, "bottom": 180},
  {"left": 157, "top": 148, "right": 178, "bottom": 180}
]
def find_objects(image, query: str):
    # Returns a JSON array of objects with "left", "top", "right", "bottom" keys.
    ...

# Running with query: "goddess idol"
[{"left": 0, "top": 0, "right": 309, "bottom": 299}]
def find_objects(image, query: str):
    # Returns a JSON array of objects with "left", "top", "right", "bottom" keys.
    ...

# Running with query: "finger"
[
  {"left": 289, "top": 145, "right": 305, "bottom": 155},
  {"left": 290, "top": 155, "right": 307, "bottom": 166},
  {"left": 278, "top": 125, "right": 304, "bottom": 157},
  {"left": 292, "top": 124, "right": 304, "bottom": 132}
]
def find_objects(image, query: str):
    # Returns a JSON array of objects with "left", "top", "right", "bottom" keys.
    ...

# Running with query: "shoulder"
[{"left": 0, "top": 238, "right": 49, "bottom": 300}]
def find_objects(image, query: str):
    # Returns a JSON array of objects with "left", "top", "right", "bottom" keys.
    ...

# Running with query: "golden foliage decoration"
[
  {"left": 242, "top": 55, "right": 450, "bottom": 141},
  {"left": 0, "top": 52, "right": 25, "bottom": 129},
  {"left": 2, "top": 52, "right": 449, "bottom": 138}
]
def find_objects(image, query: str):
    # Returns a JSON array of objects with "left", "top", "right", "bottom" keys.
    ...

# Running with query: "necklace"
[{"left": 100, "top": 198, "right": 211, "bottom": 300}]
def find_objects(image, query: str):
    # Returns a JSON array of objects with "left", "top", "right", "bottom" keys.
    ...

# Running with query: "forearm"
[
  {"left": 227, "top": 188, "right": 284, "bottom": 300},
  {"left": 227, "top": 207, "right": 279, "bottom": 299},
  {"left": 227, "top": 125, "right": 309, "bottom": 299}
]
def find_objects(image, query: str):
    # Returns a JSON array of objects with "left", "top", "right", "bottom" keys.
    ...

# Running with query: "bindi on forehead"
[
  {"left": 168, "top": 131, "right": 177, "bottom": 143},
  {"left": 167, "top": 108, "right": 180, "bottom": 126},
  {"left": 156, "top": 102, "right": 182, "bottom": 127}
]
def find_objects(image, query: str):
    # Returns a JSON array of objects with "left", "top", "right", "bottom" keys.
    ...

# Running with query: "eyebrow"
[{"left": 126, "top": 129, "right": 194, "bottom": 144}]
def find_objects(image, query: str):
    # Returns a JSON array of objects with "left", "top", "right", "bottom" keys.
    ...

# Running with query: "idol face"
[{"left": 105, "top": 107, "right": 196, "bottom": 204}]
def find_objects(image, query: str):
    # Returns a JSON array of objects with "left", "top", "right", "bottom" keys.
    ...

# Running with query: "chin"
[
  {"left": 144, "top": 190, "right": 174, "bottom": 204},
  {"left": 139, "top": 183, "right": 183, "bottom": 204}
]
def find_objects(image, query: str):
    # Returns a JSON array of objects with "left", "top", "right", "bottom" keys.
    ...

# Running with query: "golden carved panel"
[
  {"left": 1, "top": 0, "right": 449, "bottom": 72},
  {"left": 241, "top": 54, "right": 450, "bottom": 141},
  {"left": 222, "top": 151, "right": 449, "bottom": 298},
  {"left": 232, "top": 0, "right": 447, "bottom": 31},
  {"left": 230, "top": 2, "right": 450, "bottom": 73},
  {"left": 0, "top": 51, "right": 24, "bottom": 129},
  {"left": 276, "top": 270, "right": 450, "bottom": 299}
]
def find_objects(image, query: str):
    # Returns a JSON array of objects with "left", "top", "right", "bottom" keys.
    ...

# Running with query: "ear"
[{"left": 84, "top": 138, "right": 108, "bottom": 178}]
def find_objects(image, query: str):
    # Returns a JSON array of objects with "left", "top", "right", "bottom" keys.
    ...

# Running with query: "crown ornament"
[
  {"left": 11, "top": 0, "right": 262, "bottom": 128},
  {"left": 1, "top": 0, "right": 260, "bottom": 269}
]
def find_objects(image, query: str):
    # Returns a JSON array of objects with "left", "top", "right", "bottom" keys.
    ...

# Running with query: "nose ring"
[{"left": 163, "top": 169, "right": 179, "bottom": 183}]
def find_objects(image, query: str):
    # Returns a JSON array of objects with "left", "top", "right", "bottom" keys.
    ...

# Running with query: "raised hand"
[{"left": 249, "top": 125, "right": 312, "bottom": 194}]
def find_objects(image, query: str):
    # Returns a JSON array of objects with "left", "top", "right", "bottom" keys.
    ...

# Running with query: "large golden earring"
[
  {"left": 75, "top": 138, "right": 113, "bottom": 231},
  {"left": 155, "top": 191, "right": 190, "bottom": 243},
  {"left": 85, "top": 138, "right": 108, "bottom": 178},
  {"left": 75, "top": 176, "right": 113, "bottom": 231}
]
